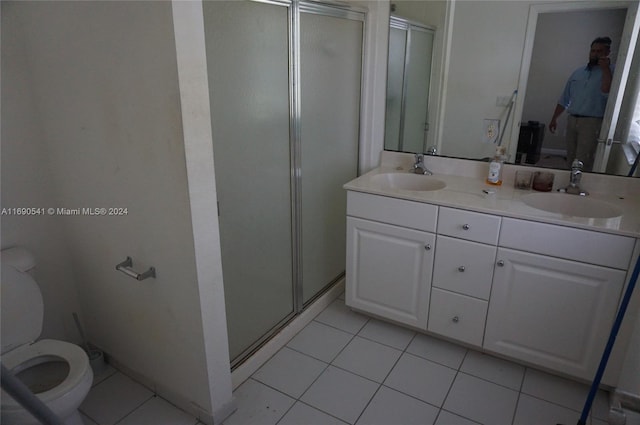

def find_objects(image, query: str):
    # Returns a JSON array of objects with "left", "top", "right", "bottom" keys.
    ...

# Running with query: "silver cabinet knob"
[
  {"left": 458, "top": 266, "right": 465, "bottom": 272},
  {"left": 497, "top": 260, "right": 505, "bottom": 267},
  {"left": 452, "top": 316, "right": 459, "bottom": 323},
  {"left": 462, "top": 224, "right": 470, "bottom": 230},
  {"left": 425, "top": 244, "right": 431, "bottom": 251}
]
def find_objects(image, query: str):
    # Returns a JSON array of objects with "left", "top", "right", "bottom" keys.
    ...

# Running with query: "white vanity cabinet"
[
  {"left": 346, "top": 192, "right": 437, "bottom": 328},
  {"left": 428, "top": 207, "right": 500, "bottom": 346},
  {"left": 484, "top": 218, "right": 635, "bottom": 381},
  {"left": 344, "top": 188, "right": 637, "bottom": 383}
]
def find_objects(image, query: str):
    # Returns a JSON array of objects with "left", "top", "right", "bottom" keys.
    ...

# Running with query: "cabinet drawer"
[
  {"left": 499, "top": 218, "right": 635, "bottom": 269},
  {"left": 428, "top": 288, "right": 487, "bottom": 347},
  {"left": 347, "top": 191, "right": 438, "bottom": 232},
  {"left": 437, "top": 207, "right": 500, "bottom": 244},
  {"left": 432, "top": 236, "right": 496, "bottom": 299}
]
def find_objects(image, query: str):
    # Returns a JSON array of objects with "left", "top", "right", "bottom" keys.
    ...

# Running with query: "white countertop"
[{"left": 344, "top": 154, "right": 640, "bottom": 238}]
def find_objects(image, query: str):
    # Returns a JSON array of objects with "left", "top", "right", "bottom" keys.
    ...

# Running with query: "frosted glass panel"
[
  {"left": 385, "top": 27, "right": 407, "bottom": 150},
  {"left": 203, "top": 1, "right": 294, "bottom": 361},
  {"left": 300, "top": 12, "right": 362, "bottom": 303},
  {"left": 403, "top": 28, "right": 434, "bottom": 153}
]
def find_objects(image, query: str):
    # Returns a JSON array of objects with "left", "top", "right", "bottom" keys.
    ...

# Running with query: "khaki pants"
[{"left": 566, "top": 115, "right": 602, "bottom": 171}]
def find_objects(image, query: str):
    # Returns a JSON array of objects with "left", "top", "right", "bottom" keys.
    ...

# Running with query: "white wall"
[
  {"left": 1, "top": 3, "right": 82, "bottom": 342},
  {"left": 1, "top": 1, "right": 232, "bottom": 421},
  {"left": 442, "top": 0, "right": 530, "bottom": 160}
]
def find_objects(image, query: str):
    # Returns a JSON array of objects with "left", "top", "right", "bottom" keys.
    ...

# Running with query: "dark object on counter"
[
  {"left": 532, "top": 171, "right": 554, "bottom": 192},
  {"left": 516, "top": 121, "right": 545, "bottom": 165}
]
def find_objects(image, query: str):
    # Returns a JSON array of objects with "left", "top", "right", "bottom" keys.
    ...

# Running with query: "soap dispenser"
[{"left": 486, "top": 146, "right": 506, "bottom": 186}]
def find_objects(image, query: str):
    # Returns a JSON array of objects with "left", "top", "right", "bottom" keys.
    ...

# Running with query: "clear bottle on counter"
[{"left": 486, "top": 146, "right": 506, "bottom": 186}]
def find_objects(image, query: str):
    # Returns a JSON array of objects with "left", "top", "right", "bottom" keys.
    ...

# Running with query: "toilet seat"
[{"left": 1, "top": 339, "right": 92, "bottom": 407}]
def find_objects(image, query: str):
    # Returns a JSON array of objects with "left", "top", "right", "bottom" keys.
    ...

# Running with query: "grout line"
[{"left": 112, "top": 393, "right": 156, "bottom": 425}]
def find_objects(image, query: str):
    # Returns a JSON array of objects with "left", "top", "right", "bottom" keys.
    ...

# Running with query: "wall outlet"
[{"left": 483, "top": 119, "right": 500, "bottom": 144}]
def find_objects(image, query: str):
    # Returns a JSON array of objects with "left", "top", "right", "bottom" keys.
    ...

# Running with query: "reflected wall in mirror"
[{"left": 384, "top": 0, "right": 640, "bottom": 177}]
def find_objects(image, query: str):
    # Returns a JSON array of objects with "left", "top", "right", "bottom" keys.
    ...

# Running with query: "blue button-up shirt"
[{"left": 558, "top": 65, "right": 612, "bottom": 118}]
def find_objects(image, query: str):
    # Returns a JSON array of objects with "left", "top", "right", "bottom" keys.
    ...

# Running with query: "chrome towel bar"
[{"left": 116, "top": 257, "right": 156, "bottom": 281}]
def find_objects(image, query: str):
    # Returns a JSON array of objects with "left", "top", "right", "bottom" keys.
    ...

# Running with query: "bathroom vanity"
[{"left": 344, "top": 153, "right": 640, "bottom": 386}]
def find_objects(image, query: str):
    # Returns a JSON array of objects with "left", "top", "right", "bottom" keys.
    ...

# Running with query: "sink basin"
[
  {"left": 521, "top": 192, "right": 622, "bottom": 218},
  {"left": 370, "top": 173, "right": 446, "bottom": 192}
]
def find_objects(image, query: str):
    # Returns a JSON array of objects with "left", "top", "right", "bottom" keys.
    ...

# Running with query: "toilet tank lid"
[{"left": 1, "top": 247, "right": 36, "bottom": 272}]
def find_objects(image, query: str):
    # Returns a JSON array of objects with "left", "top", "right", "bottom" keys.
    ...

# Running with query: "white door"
[
  {"left": 346, "top": 217, "right": 434, "bottom": 329},
  {"left": 595, "top": 1, "right": 639, "bottom": 171},
  {"left": 484, "top": 248, "right": 626, "bottom": 380}
]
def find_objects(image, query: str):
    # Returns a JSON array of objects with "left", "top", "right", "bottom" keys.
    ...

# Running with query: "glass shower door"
[
  {"left": 384, "top": 18, "right": 435, "bottom": 153},
  {"left": 385, "top": 25, "right": 408, "bottom": 151},
  {"left": 403, "top": 27, "right": 434, "bottom": 153},
  {"left": 203, "top": 0, "right": 294, "bottom": 363},
  {"left": 299, "top": 9, "right": 363, "bottom": 304}
]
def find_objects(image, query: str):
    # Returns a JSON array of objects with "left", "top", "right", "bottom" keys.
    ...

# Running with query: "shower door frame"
[{"left": 219, "top": 0, "right": 366, "bottom": 369}]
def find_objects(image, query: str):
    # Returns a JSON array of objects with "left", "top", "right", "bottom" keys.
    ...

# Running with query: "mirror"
[
  {"left": 385, "top": 1, "right": 640, "bottom": 176},
  {"left": 384, "top": 16, "right": 435, "bottom": 154}
]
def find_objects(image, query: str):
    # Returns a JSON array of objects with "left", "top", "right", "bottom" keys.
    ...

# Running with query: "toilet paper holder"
[{"left": 116, "top": 257, "right": 156, "bottom": 281}]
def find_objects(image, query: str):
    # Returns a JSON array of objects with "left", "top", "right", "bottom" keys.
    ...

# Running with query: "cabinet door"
[
  {"left": 346, "top": 217, "right": 434, "bottom": 328},
  {"left": 484, "top": 248, "right": 626, "bottom": 380}
]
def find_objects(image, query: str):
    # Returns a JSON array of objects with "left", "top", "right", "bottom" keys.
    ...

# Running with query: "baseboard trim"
[
  {"left": 613, "top": 389, "right": 640, "bottom": 412},
  {"left": 104, "top": 355, "right": 216, "bottom": 424}
]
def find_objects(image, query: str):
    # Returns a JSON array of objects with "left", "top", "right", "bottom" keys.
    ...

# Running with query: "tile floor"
[
  {"left": 79, "top": 294, "right": 640, "bottom": 425},
  {"left": 79, "top": 365, "right": 202, "bottom": 425}
]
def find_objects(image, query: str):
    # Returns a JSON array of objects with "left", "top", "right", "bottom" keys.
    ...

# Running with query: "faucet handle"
[
  {"left": 571, "top": 159, "right": 583, "bottom": 170},
  {"left": 414, "top": 153, "right": 424, "bottom": 162}
]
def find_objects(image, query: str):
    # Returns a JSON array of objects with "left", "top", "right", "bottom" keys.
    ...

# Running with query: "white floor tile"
[
  {"left": 278, "top": 402, "right": 348, "bottom": 425},
  {"left": 81, "top": 412, "right": 99, "bottom": 425},
  {"left": 435, "top": 410, "right": 481, "bottom": 425},
  {"left": 384, "top": 352, "right": 456, "bottom": 407},
  {"left": 91, "top": 363, "right": 118, "bottom": 387},
  {"left": 332, "top": 336, "right": 402, "bottom": 383},
  {"left": 315, "top": 299, "right": 369, "bottom": 334},
  {"left": 356, "top": 386, "right": 440, "bottom": 425},
  {"left": 357, "top": 318, "right": 416, "bottom": 350},
  {"left": 520, "top": 368, "right": 609, "bottom": 420},
  {"left": 80, "top": 372, "right": 153, "bottom": 425},
  {"left": 117, "top": 396, "right": 197, "bottom": 425},
  {"left": 406, "top": 333, "right": 467, "bottom": 369},
  {"left": 223, "top": 379, "right": 294, "bottom": 425},
  {"left": 253, "top": 347, "right": 327, "bottom": 398},
  {"left": 443, "top": 372, "right": 518, "bottom": 425},
  {"left": 460, "top": 350, "right": 525, "bottom": 391},
  {"left": 301, "top": 366, "right": 379, "bottom": 424},
  {"left": 287, "top": 321, "right": 354, "bottom": 363},
  {"left": 512, "top": 393, "right": 581, "bottom": 425}
]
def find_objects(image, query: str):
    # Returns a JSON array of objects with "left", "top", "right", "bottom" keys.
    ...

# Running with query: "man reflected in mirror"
[{"left": 548, "top": 36, "right": 613, "bottom": 171}]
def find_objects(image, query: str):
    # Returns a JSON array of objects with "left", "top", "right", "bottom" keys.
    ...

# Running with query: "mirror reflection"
[
  {"left": 384, "top": 16, "right": 435, "bottom": 154},
  {"left": 384, "top": 1, "right": 640, "bottom": 177}
]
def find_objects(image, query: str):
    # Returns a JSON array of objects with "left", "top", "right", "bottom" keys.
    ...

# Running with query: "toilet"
[{"left": 1, "top": 247, "right": 93, "bottom": 425}]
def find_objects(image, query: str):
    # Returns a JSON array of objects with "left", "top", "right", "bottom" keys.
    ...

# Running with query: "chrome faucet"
[
  {"left": 561, "top": 159, "right": 588, "bottom": 196},
  {"left": 411, "top": 154, "right": 433, "bottom": 175}
]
